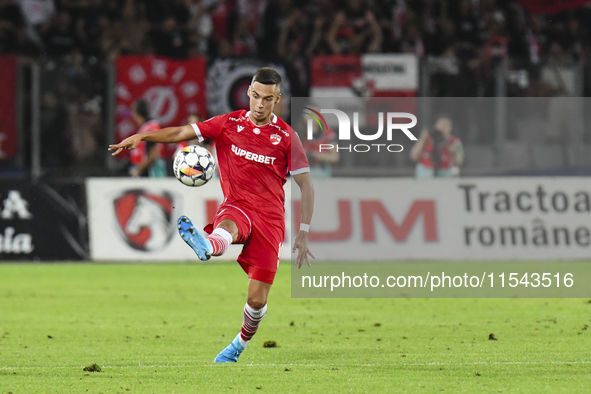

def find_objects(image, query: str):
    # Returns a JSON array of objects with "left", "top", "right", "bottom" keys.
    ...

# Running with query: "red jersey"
[
  {"left": 192, "top": 110, "right": 309, "bottom": 221},
  {"left": 418, "top": 135, "right": 461, "bottom": 169}
]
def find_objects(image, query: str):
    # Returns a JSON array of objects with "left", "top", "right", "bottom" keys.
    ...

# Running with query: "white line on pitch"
[{"left": 1, "top": 360, "right": 590, "bottom": 370}]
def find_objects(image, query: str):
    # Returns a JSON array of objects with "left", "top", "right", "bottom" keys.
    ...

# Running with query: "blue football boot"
[
  {"left": 214, "top": 334, "right": 246, "bottom": 363},
  {"left": 177, "top": 215, "right": 212, "bottom": 261}
]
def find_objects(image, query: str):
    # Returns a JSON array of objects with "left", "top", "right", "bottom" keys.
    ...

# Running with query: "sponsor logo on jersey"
[
  {"left": 231, "top": 144, "right": 276, "bottom": 165},
  {"left": 237, "top": 125, "right": 244, "bottom": 132},
  {"left": 270, "top": 123, "right": 290, "bottom": 137},
  {"left": 270, "top": 134, "right": 281, "bottom": 145},
  {"left": 229, "top": 115, "right": 248, "bottom": 122}
]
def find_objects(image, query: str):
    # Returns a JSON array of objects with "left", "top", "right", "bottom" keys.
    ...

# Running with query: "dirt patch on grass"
[
  {"left": 263, "top": 340, "right": 277, "bottom": 348},
  {"left": 83, "top": 364, "right": 102, "bottom": 372}
]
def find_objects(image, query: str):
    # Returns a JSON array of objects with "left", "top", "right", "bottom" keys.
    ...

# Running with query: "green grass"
[{"left": 0, "top": 262, "right": 590, "bottom": 393}]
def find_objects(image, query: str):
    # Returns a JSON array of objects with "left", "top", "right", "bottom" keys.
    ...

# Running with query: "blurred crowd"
[
  {"left": 2, "top": 0, "right": 591, "bottom": 102},
  {"left": 0, "top": 0, "right": 589, "bottom": 66},
  {"left": 2, "top": 0, "right": 591, "bottom": 174}
]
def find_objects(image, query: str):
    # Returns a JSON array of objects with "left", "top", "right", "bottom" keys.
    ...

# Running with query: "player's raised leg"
[
  {"left": 214, "top": 279, "right": 271, "bottom": 363},
  {"left": 177, "top": 217, "right": 237, "bottom": 261}
]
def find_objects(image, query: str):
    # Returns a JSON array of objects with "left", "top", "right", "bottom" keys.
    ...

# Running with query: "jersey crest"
[{"left": 270, "top": 134, "right": 281, "bottom": 145}]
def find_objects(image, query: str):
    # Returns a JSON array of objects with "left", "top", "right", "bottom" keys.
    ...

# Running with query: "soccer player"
[{"left": 109, "top": 68, "right": 314, "bottom": 363}]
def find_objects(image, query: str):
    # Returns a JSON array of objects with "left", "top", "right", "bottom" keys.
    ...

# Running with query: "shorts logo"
[
  {"left": 270, "top": 134, "right": 281, "bottom": 145},
  {"left": 253, "top": 128, "right": 261, "bottom": 135},
  {"left": 237, "top": 125, "right": 244, "bottom": 132}
]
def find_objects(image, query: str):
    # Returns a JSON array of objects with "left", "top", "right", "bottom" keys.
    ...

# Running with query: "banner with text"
[
  {"left": 297, "top": 177, "right": 591, "bottom": 261},
  {"left": 87, "top": 177, "right": 591, "bottom": 262},
  {"left": 310, "top": 54, "right": 418, "bottom": 99},
  {"left": 0, "top": 179, "right": 87, "bottom": 260},
  {"left": 291, "top": 177, "right": 591, "bottom": 298}
]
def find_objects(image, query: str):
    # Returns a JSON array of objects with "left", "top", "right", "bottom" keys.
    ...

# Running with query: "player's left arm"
[{"left": 292, "top": 172, "right": 315, "bottom": 268}]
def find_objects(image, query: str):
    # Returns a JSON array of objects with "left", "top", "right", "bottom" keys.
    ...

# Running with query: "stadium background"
[{"left": 1, "top": 0, "right": 591, "bottom": 261}]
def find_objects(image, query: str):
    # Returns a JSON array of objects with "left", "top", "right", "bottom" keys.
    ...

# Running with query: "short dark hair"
[
  {"left": 252, "top": 67, "right": 282, "bottom": 88},
  {"left": 133, "top": 99, "right": 151, "bottom": 120}
]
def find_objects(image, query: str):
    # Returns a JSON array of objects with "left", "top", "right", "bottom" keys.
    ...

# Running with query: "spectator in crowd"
[
  {"left": 17, "top": 0, "right": 55, "bottom": 46},
  {"left": 147, "top": 16, "right": 189, "bottom": 58},
  {"left": 40, "top": 91, "right": 72, "bottom": 168},
  {"left": 399, "top": 21, "right": 425, "bottom": 57},
  {"left": 410, "top": 115, "right": 464, "bottom": 178},
  {"left": 0, "top": 19, "right": 17, "bottom": 54},
  {"left": 40, "top": 11, "right": 77, "bottom": 56},
  {"left": 481, "top": 11, "right": 509, "bottom": 78},
  {"left": 69, "top": 92, "right": 103, "bottom": 166},
  {"left": 540, "top": 41, "right": 584, "bottom": 147},
  {"left": 277, "top": 7, "right": 316, "bottom": 93},
  {"left": 327, "top": 0, "right": 382, "bottom": 55},
  {"left": 128, "top": 99, "right": 167, "bottom": 178},
  {"left": 118, "top": 0, "right": 151, "bottom": 55},
  {"left": 186, "top": 0, "right": 214, "bottom": 56},
  {"left": 231, "top": 16, "right": 258, "bottom": 56}
]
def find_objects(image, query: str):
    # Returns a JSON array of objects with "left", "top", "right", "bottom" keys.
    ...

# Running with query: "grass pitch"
[{"left": 0, "top": 262, "right": 590, "bottom": 393}]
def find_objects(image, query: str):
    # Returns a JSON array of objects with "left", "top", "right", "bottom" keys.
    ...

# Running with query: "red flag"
[
  {"left": 115, "top": 55, "right": 207, "bottom": 146},
  {"left": 0, "top": 56, "right": 18, "bottom": 158}
]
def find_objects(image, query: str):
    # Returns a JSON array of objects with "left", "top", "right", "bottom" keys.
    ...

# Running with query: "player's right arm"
[{"left": 109, "top": 125, "right": 196, "bottom": 156}]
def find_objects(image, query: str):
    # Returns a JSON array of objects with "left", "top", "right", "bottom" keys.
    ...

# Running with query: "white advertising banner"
[
  {"left": 306, "top": 177, "right": 591, "bottom": 261},
  {"left": 310, "top": 54, "right": 418, "bottom": 99},
  {"left": 361, "top": 53, "right": 418, "bottom": 91},
  {"left": 87, "top": 177, "right": 591, "bottom": 262},
  {"left": 86, "top": 178, "right": 292, "bottom": 262}
]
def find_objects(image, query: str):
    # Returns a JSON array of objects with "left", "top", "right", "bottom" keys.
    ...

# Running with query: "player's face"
[{"left": 248, "top": 82, "right": 281, "bottom": 125}]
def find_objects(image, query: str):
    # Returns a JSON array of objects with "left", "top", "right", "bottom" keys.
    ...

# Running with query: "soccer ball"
[{"left": 173, "top": 145, "right": 216, "bottom": 187}]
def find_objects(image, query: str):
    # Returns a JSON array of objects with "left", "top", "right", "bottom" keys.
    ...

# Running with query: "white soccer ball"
[{"left": 173, "top": 145, "right": 216, "bottom": 187}]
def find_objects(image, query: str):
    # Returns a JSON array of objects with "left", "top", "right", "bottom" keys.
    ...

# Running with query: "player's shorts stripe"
[
  {"left": 191, "top": 123, "right": 204, "bottom": 142},
  {"left": 290, "top": 167, "right": 310, "bottom": 176},
  {"left": 226, "top": 204, "right": 252, "bottom": 234}
]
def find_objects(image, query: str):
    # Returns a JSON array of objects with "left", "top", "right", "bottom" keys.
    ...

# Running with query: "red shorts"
[{"left": 206, "top": 202, "right": 284, "bottom": 285}]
